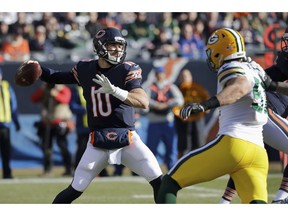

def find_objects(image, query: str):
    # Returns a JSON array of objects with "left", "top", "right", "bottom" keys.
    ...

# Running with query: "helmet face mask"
[
  {"left": 206, "top": 28, "right": 246, "bottom": 71},
  {"left": 105, "top": 42, "right": 125, "bottom": 64},
  {"left": 93, "top": 27, "right": 127, "bottom": 65}
]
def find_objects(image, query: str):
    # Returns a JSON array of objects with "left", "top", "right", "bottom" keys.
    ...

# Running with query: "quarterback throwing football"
[{"left": 22, "top": 27, "right": 163, "bottom": 203}]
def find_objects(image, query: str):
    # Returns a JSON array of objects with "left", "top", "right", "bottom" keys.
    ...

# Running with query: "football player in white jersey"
[
  {"left": 156, "top": 28, "right": 269, "bottom": 204},
  {"left": 220, "top": 29, "right": 288, "bottom": 204}
]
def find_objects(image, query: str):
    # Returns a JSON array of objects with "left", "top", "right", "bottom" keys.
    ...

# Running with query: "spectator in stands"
[
  {"left": 0, "top": 21, "right": 9, "bottom": 61},
  {"left": 0, "top": 67, "right": 21, "bottom": 179},
  {"left": 145, "top": 66, "right": 184, "bottom": 171},
  {"left": 98, "top": 12, "right": 122, "bottom": 29},
  {"left": 124, "top": 12, "right": 155, "bottom": 52},
  {"left": 173, "top": 68, "right": 210, "bottom": 158},
  {"left": 33, "top": 12, "right": 54, "bottom": 30},
  {"left": 145, "top": 27, "right": 178, "bottom": 59},
  {"left": 237, "top": 16, "right": 263, "bottom": 49},
  {"left": 2, "top": 25, "right": 30, "bottom": 61},
  {"left": 9, "top": 13, "right": 34, "bottom": 41},
  {"left": 194, "top": 17, "right": 211, "bottom": 44},
  {"left": 42, "top": 15, "right": 60, "bottom": 47},
  {"left": 177, "top": 22, "right": 206, "bottom": 59},
  {"left": 127, "top": 12, "right": 154, "bottom": 41},
  {"left": 29, "top": 25, "right": 51, "bottom": 51},
  {"left": 85, "top": 12, "right": 103, "bottom": 38},
  {"left": 63, "top": 20, "right": 90, "bottom": 49},
  {"left": 154, "top": 12, "right": 180, "bottom": 42},
  {"left": 31, "top": 83, "right": 74, "bottom": 177},
  {"left": 0, "top": 21, "right": 9, "bottom": 49}
]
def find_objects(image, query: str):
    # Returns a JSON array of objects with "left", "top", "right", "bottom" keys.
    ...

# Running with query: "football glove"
[
  {"left": 92, "top": 74, "right": 128, "bottom": 101},
  {"left": 180, "top": 103, "right": 205, "bottom": 120},
  {"left": 93, "top": 74, "right": 115, "bottom": 94}
]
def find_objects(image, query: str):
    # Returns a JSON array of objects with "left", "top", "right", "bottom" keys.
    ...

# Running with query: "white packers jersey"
[{"left": 217, "top": 60, "right": 268, "bottom": 147}]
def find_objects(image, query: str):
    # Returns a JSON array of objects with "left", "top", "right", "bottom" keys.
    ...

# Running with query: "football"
[{"left": 15, "top": 60, "right": 42, "bottom": 86}]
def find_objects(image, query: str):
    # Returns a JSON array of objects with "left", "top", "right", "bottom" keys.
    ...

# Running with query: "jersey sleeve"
[
  {"left": 217, "top": 63, "right": 246, "bottom": 86},
  {"left": 123, "top": 61, "right": 143, "bottom": 91},
  {"left": 276, "top": 51, "right": 288, "bottom": 78},
  {"left": 40, "top": 65, "right": 78, "bottom": 84}
]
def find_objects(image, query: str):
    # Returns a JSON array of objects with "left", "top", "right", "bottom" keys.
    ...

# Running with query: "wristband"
[
  {"left": 200, "top": 96, "right": 220, "bottom": 111},
  {"left": 113, "top": 87, "right": 128, "bottom": 101}
]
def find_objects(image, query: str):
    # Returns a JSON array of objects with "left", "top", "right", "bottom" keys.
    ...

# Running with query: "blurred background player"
[
  {"left": 145, "top": 66, "right": 184, "bottom": 171},
  {"left": 0, "top": 67, "right": 21, "bottom": 179},
  {"left": 157, "top": 28, "right": 269, "bottom": 204},
  {"left": 220, "top": 28, "right": 288, "bottom": 204},
  {"left": 31, "top": 83, "right": 74, "bottom": 176},
  {"left": 173, "top": 68, "right": 210, "bottom": 158},
  {"left": 70, "top": 85, "right": 109, "bottom": 176}
]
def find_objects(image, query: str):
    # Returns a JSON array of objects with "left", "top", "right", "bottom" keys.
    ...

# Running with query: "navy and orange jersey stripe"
[
  {"left": 268, "top": 108, "right": 288, "bottom": 137},
  {"left": 265, "top": 62, "right": 288, "bottom": 118},
  {"left": 266, "top": 91, "right": 288, "bottom": 118}
]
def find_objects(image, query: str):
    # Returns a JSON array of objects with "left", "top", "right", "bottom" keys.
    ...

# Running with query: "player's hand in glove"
[
  {"left": 180, "top": 103, "right": 205, "bottom": 120},
  {"left": 92, "top": 74, "right": 128, "bottom": 101},
  {"left": 93, "top": 74, "right": 116, "bottom": 94}
]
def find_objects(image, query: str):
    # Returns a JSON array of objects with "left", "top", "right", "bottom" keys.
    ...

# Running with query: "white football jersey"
[{"left": 217, "top": 60, "right": 268, "bottom": 147}]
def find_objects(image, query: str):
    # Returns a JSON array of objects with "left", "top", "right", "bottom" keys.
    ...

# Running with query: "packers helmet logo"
[{"left": 208, "top": 34, "right": 219, "bottom": 45}]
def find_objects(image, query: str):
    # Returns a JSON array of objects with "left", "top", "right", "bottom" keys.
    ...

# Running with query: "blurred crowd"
[{"left": 0, "top": 12, "right": 287, "bottom": 63}]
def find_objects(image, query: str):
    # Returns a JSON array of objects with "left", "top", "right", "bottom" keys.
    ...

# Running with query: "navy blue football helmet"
[{"left": 93, "top": 27, "right": 127, "bottom": 65}]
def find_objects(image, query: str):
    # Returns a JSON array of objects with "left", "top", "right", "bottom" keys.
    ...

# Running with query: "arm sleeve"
[{"left": 40, "top": 66, "right": 77, "bottom": 84}]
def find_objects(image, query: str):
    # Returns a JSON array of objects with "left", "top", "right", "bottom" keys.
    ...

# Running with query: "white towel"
[{"left": 108, "top": 148, "right": 122, "bottom": 165}]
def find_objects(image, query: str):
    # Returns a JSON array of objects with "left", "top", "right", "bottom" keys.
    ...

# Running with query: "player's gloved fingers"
[
  {"left": 103, "top": 76, "right": 111, "bottom": 85},
  {"left": 180, "top": 106, "right": 190, "bottom": 120},
  {"left": 101, "top": 74, "right": 109, "bottom": 82},
  {"left": 179, "top": 107, "right": 185, "bottom": 117},
  {"left": 94, "top": 87, "right": 104, "bottom": 94},
  {"left": 92, "top": 78, "right": 101, "bottom": 85},
  {"left": 199, "top": 105, "right": 205, "bottom": 112},
  {"left": 186, "top": 107, "right": 192, "bottom": 118},
  {"left": 192, "top": 105, "right": 199, "bottom": 112},
  {"left": 95, "top": 74, "right": 104, "bottom": 82},
  {"left": 191, "top": 104, "right": 204, "bottom": 113}
]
